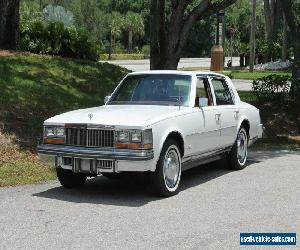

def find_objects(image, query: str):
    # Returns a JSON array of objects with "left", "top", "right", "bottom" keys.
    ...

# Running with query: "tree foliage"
[
  {"left": 150, "top": 0, "right": 238, "bottom": 69},
  {"left": 123, "top": 11, "right": 145, "bottom": 51}
]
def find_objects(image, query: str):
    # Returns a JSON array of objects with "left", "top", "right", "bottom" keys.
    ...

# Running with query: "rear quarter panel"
[{"left": 238, "top": 102, "right": 261, "bottom": 140}]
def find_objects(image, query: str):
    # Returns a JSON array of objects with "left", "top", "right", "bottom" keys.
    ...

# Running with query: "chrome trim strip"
[
  {"left": 182, "top": 144, "right": 232, "bottom": 163},
  {"left": 37, "top": 144, "right": 154, "bottom": 161}
]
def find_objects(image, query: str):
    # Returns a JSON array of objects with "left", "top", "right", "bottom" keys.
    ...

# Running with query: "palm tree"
[
  {"left": 108, "top": 11, "right": 123, "bottom": 59},
  {"left": 123, "top": 11, "right": 145, "bottom": 52}
]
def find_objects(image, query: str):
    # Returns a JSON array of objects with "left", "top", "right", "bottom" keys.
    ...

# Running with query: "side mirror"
[
  {"left": 104, "top": 95, "right": 111, "bottom": 104},
  {"left": 199, "top": 97, "right": 208, "bottom": 108}
]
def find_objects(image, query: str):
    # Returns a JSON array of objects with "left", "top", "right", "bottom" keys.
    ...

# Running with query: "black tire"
[
  {"left": 101, "top": 173, "right": 121, "bottom": 179},
  {"left": 56, "top": 168, "right": 87, "bottom": 188},
  {"left": 150, "top": 139, "right": 182, "bottom": 197},
  {"left": 227, "top": 127, "right": 248, "bottom": 170}
]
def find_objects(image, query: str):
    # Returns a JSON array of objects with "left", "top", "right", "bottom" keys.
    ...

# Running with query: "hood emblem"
[{"left": 88, "top": 114, "right": 93, "bottom": 120}]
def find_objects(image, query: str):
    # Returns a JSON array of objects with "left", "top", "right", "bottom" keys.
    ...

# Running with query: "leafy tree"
[
  {"left": 226, "top": 0, "right": 265, "bottom": 56},
  {"left": 108, "top": 11, "right": 124, "bottom": 58},
  {"left": 182, "top": 19, "right": 214, "bottom": 57},
  {"left": 150, "top": 0, "right": 238, "bottom": 70},
  {"left": 123, "top": 11, "right": 145, "bottom": 52}
]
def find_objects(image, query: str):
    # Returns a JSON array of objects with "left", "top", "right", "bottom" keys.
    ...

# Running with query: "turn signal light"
[{"left": 43, "top": 137, "right": 65, "bottom": 144}]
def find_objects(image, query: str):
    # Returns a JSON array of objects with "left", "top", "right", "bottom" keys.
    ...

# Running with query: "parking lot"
[{"left": 0, "top": 150, "right": 299, "bottom": 250}]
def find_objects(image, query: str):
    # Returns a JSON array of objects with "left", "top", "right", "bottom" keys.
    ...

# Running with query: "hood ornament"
[{"left": 88, "top": 114, "right": 93, "bottom": 120}]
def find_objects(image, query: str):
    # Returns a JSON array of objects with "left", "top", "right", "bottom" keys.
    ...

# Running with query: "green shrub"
[
  {"left": 252, "top": 74, "right": 291, "bottom": 102},
  {"left": 142, "top": 45, "right": 150, "bottom": 58},
  {"left": 256, "top": 39, "right": 281, "bottom": 61},
  {"left": 19, "top": 20, "right": 100, "bottom": 61}
]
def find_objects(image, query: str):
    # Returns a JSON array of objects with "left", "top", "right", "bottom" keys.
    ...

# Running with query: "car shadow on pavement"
[{"left": 33, "top": 159, "right": 258, "bottom": 207}]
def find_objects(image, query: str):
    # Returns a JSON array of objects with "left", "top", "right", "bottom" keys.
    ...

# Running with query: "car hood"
[{"left": 44, "top": 105, "right": 185, "bottom": 128}]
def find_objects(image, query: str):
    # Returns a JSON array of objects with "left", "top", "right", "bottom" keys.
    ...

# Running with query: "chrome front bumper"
[
  {"left": 37, "top": 144, "right": 155, "bottom": 173},
  {"left": 37, "top": 144, "right": 154, "bottom": 161}
]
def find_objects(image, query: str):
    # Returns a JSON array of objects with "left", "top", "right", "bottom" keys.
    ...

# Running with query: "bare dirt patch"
[{"left": 0, "top": 50, "right": 30, "bottom": 57}]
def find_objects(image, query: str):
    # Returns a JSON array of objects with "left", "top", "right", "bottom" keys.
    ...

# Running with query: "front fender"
[{"left": 152, "top": 126, "right": 185, "bottom": 171}]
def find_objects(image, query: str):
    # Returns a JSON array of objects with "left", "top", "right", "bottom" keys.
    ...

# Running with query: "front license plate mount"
[
  {"left": 96, "top": 159, "right": 115, "bottom": 174},
  {"left": 69, "top": 158, "right": 115, "bottom": 174}
]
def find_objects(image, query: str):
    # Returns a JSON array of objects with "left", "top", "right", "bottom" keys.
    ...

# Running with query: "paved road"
[
  {"left": 0, "top": 150, "right": 299, "bottom": 249},
  {"left": 100, "top": 57, "right": 253, "bottom": 91},
  {"left": 100, "top": 57, "right": 240, "bottom": 71}
]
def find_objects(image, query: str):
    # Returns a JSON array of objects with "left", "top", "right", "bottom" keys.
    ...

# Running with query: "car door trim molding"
[
  {"left": 182, "top": 145, "right": 232, "bottom": 171},
  {"left": 182, "top": 144, "right": 232, "bottom": 163}
]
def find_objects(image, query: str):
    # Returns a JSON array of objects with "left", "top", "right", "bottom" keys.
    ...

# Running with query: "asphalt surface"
[
  {"left": 100, "top": 57, "right": 253, "bottom": 91},
  {"left": 0, "top": 150, "right": 299, "bottom": 250},
  {"left": 100, "top": 57, "right": 240, "bottom": 71}
]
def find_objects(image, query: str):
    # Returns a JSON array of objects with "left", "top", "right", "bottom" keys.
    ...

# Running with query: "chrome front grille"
[{"left": 66, "top": 127, "right": 114, "bottom": 148}]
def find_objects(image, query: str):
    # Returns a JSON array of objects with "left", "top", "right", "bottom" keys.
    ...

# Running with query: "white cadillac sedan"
[{"left": 38, "top": 71, "right": 263, "bottom": 196}]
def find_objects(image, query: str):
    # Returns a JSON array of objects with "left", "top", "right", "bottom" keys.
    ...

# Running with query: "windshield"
[{"left": 108, "top": 74, "right": 192, "bottom": 106}]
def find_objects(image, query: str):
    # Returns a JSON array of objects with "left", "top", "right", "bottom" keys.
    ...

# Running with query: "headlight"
[
  {"left": 44, "top": 126, "right": 65, "bottom": 137},
  {"left": 131, "top": 131, "right": 142, "bottom": 143},
  {"left": 114, "top": 129, "right": 153, "bottom": 149},
  {"left": 45, "top": 127, "right": 55, "bottom": 137},
  {"left": 116, "top": 131, "right": 130, "bottom": 142},
  {"left": 56, "top": 127, "right": 65, "bottom": 137}
]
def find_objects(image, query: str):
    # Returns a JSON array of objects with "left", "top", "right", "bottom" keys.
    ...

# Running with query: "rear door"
[
  {"left": 209, "top": 77, "right": 239, "bottom": 147},
  {"left": 189, "top": 77, "right": 221, "bottom": 157}
]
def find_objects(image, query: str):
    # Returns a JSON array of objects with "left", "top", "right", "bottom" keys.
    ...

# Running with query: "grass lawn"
[
  {"left": 0, "top": 53, "right": 128, "bottom": 187},
  {"left": 223, "top": 70, "right": 291, "bottom": 80},
  {"left": 250, "top": 139, "right": 300, "bottom": 151},
  {"left": 0, "top": 144, "right": 56, "bottom": 187},
  {"left": 0, "top": 54, "right": 129, "bottom": 148},
  {"left": 182, "top": 67, "right": 291, "bottom": 80}
]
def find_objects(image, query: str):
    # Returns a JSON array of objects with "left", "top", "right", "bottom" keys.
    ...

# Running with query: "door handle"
[
  {"left": 215, "top": 113, "right": 221, "bottom": 122},
  {"left": 234, "top": 110, "right": 239, "bottom": 119}
]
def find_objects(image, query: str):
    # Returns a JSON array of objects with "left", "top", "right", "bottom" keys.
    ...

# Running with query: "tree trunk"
[
  {"left": 280, "top": 0, "right": 300, "bottom": 80},
  {"left": 249, "top": 0, "right": 256, "bottom": 72},
  {"left": 0, "top": 0, "right": 20, "bottom": 50},
  {"left": 280, "top": 0, "right": 300, "bottom": 105},
  {"left": 150, "top": 0, "right": 167, "bottom": 69},
  {"left": 264, "top": 0, "right": 272, "bottom": 42},
  {"left": 108, "top": 30, "right": 113, "bottom": 60},
  {"left": 281, "top": 14, "right": 287, "bottom": 62},
  {"left": 128, "top": 29, "right": 133, "bottom": 52},
  {"left": 263, "top": 0, "right": 282, "bottom": 61},
  {"left": 292, "top": 33, "right": 300, "bottom": 80}
]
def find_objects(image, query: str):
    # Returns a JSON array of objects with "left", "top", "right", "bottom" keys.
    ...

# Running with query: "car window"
[
  {"left": 196, "top": 79, "right": 207, "bottom": 98},
  {"left": 195, "top": 78, "right": 213, "bottom": 106},
  {"left": 211, "top": 79, "right": 234, "bottom": 105},
  {"left": 109, "top": 74, "right": 192, "bottom": 106}
]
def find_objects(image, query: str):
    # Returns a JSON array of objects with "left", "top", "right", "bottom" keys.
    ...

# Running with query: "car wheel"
[
  {"left": 227, "top": 127, "right": 248, "bottom": 170},
  {"left": 150, "top": 139, "right": 182, "bottom": 197},
  {"left": 56, "top": 168, "right": 87, "bottom": 188},
  {"left": 101, "top": 173, "right": 121, "bottom": 179}
]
